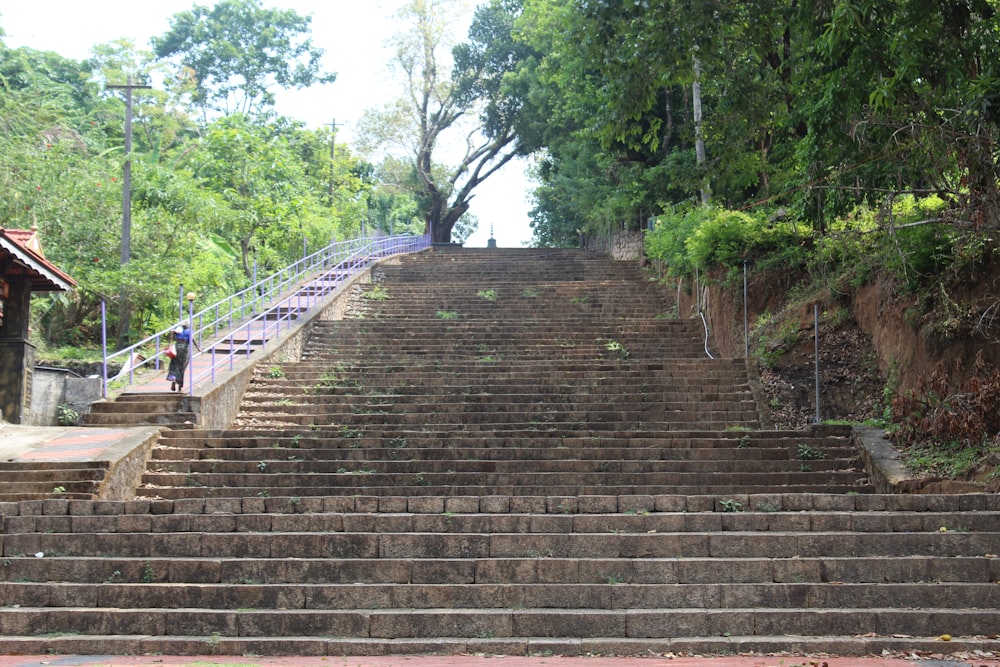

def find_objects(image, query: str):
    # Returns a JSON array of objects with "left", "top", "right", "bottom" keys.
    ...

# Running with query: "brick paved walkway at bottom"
[{"left": 0, "top": 655, "right": 995, "bottom": 667}]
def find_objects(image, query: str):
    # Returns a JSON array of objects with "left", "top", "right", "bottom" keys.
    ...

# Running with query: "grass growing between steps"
[{"left": 364, "top": 285, "right": 391, "bottom": 301}]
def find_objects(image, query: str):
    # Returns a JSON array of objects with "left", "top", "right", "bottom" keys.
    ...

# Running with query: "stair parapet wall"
[
  {"left": 581, "top": 230, "right": 645, "bottom": 261},
  {"left": 96, "top": 426, "right": 164, "bottom": 501}
]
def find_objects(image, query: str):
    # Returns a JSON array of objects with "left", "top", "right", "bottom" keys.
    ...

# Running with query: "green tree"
[
  {"left": 0, "top": 73, "right": 204, "bottom": 345},
  {"left": 151, "top": 0, "right": 336, "bottom": 118},
  {"left": 804, "top": 0, "right": 1000, "bottom": 227},
  {"left": 0, "top": 25, "right": 369, "bottom": 352},
  {"left": 357, "top": 0, "right": 525, "bottom": 243},
  {"left": 520, "top": 0, "right": 804, "bottom": 214},
  {"left": 184, "top": 114, "right": 310, "bottom": 277},
  {"left": 366, "top": 156, "right": 431, "bottom": 237}
]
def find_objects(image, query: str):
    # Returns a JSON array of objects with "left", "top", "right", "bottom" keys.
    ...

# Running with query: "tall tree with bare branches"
[{"left": 358, "top": 0, "right": 527, "bottom": 243}]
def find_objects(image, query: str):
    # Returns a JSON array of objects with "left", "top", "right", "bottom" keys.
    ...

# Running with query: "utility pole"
[
  {"left": 692, "top": 54, "right": 711, "bottom": 205},
  {"left": 107, "top": 76, "right": 152, "bottom": 264},
  {"left": 328, "top": 118, "right": 337, "bottom": 206},
  {"left": 107, "top": 76, "right": 152, "bottom": 347}
]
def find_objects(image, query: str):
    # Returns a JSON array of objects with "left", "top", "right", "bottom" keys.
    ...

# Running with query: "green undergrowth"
[
  {"left": 644, "top": 197, "right": 999, "bottom": 483},
  {"left": 889, "top": 353, "right": 1000, "bottom": 481}
]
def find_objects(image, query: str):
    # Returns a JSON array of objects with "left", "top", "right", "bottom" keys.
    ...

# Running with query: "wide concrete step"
[
  {"left": 1, "top": 634, "right": 997, "bottom": 659},
  {"left": 139, "top": 469, "right": 870, "bottom": 490},
  {"left": 158, "top": 426, "right": 840, "bottom": 442},
  {"left": 0, "top": 467, "right": 106, "bottom": 483},
  {"left": 148, "top": 458, "right": 861, "bottom": 475},
  {"left": 279, "top": 358, "right": 742, "bottom": 371},
  {"left": 81, "top": 392, "right": 197, "bottom": 427},
  {"left": 83, "top": 412, "right": 198, "bottom": 427},
  {"left": 111, "top": 392, "right": 189, "bottom": 404},
  {"left": 225, "top": 422, "right": 763, "bottom": 435},
  {"left": 297, "top": 349, "right": 705, "bottom": 362},
  {"left": 87, "top": 401, "right": 189, "bottom": 415},
  {"left": 135, "top": 484, "right": 876, "bottom": 499},
  {"left": 151, "top": 433, "right": 838, "bottom": 450},
  {"left": 2, "top": 555, "right": 994, "bottom": 585},
  {"left": 147, "top": 431, "right": 856, "bottom": 463},
  {"left": 0, "top": 606, "right": 996, "bottom": 641},
  {"left": 149, "top": 447, "right": 858, "bottom": 466},
  {"left": 4, "top": 529, "right": 997, "bottom": 559},
  {"left": 272, "top": 374, "right": 751, "bottom": 388},
  {"left": 228, "top": 425, "right": 776, "bottom": 439},
  {"left": 0, "top": 489, "right": 101, "bottom": 502},
  {"left": 270, "top": 376, "right": 751, "bottom": 389},
  {"left": 0, "top": 461, "right": 109, "bottom": 473},
  {"left": 227, "top": 415, "right": 761, "bottom": 431},
  {"left": 240, "top": 389, "right": 756, "bottom": 403},
  {"left": 254, "top": 380, "right": 754, "bottom": 396},
  {"left": 352, "top": 311, "right": 675, "bottom": 322},
  {"left": 238, "top": 391, "right": 759, "bottom": 407},
  {"left": 3, "top": 581, "right": 997, "bottom": 611},
  {"left": 234, "top": 402, "right": 760, "bottom": 418},
  {"left": 8, "top": 510, "right": 994, "bottom": 538},
  {"left": 313, "top": 317, "right": 700, "bottom": 328},
  {"left": 0, "top": 462, "right": 109, "bottom": 502}
]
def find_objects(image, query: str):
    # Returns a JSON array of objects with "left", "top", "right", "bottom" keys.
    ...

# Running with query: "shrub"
[{"left": 645, "top": 205, "right": 806, "bottom": 280}]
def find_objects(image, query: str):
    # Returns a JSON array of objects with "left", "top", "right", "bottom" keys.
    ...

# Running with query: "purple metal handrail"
[{"left": 102, "top": 232, "right": 430, "bottom": 395}]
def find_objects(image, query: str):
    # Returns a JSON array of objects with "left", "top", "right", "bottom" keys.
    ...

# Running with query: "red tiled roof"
[
  {"left": 0, "top": 227, "right": 76, "bottom": 292},
  {"left": 5, "top": 228, "right": 42, "bottom": 254}
]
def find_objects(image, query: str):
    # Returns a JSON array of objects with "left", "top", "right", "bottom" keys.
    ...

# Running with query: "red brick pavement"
[
  {"left": 0, "top": 655, "right": 993, "bottom": 667},
  {"left": 10, "top": 428, "right": 133, "bottom": 462}
]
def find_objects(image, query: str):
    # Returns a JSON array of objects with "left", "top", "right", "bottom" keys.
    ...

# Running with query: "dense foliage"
[
  {"left": 498, "top": 0, "right": 1000, "bottom": 247},
  {"left": 0, "top": 3, "right": 422, "bottom": 351},
  {"left": 6, "top": 0, "right": 1000, "bottom": 357}
]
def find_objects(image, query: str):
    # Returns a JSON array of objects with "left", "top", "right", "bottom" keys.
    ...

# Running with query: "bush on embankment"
[{"left": 643, "top": 197, "right": 1000, "bottom": 483}]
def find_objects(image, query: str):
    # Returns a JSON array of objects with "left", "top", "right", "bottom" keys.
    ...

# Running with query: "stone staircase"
[
  {"left": 83, "top": 392, "right": 197, "bottom": 429},
  {"left": 1, "top": 247, "right": 998, "bottom": 658},
  {"left": 0, "top": 461, "right": 108, "bottom": 502}
]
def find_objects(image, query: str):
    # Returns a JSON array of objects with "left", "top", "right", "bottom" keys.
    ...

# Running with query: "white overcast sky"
[{"left": 0, "top": 0, "right": 534, "bottom": 247}]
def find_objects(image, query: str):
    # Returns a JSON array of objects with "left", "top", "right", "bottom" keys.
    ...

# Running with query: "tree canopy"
[
  {"left": 514, "top": 0, "right": 1000, "bottom": 243},
  {"left": 151, "top": 0, "right": 336, "bottom": 117},
  {"left": 4, "top": 0, "right": 1000, "bottom": 351},
  {"left": 0, "top": 11, "right": 374, "bottom": 351}
]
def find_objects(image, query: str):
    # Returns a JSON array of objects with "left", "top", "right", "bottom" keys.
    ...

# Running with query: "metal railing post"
[
  {"left": 101, "top": 300, "right": 108, "bottom": 398},
  {"left": 814, "top": 304, "right": 821, "bottom": 424},
  {"left": 743, "top": 260, "right": 749, "bottom": 358}
]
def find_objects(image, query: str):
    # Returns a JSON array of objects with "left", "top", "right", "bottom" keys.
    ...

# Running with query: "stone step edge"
[
  {"left": 161, "top": 426, "right": 851, "bottom": 438},
  {"left": 0, "top": 632, "right": 996, "bottom": 658},
  {"left": 2, "top": 492, "right": 995, "bottom": 517}
]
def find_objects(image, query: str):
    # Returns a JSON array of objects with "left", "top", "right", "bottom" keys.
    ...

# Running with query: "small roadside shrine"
[{"left": 0, "top": 227, "right": 76, "bottom": 424}]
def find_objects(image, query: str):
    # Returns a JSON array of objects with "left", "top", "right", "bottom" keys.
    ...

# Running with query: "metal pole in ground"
[
  {"left": 100, "top": 300, "right": 108, "bottom": 398},
  {"left": 187, "top": 292, "right": 196, "bottom": 395},
  {"left": 814, "top": 303, "right": 821, "bottom": 423},
  {"left": 743, "top": 260, "right": 749, "bottom": 357}
]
